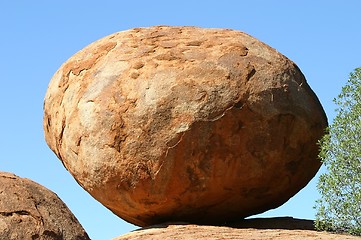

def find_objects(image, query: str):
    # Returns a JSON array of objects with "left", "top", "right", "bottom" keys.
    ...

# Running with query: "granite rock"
[
  {"left": 44, "top": 26, "right": 327, "bottom": 226},
  {"left": 0, "top": 171, "right": 90, "bottom": 240},
  {"left": 113, "top": 219, "right": 360, "bottom": 240}
]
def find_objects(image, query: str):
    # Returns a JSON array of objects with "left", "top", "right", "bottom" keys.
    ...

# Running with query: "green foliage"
[{"left": 315, "top": 67, "right": 361, "bottom": 236}]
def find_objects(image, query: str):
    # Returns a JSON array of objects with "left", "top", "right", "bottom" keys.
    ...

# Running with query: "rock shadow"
[{"left": 226, "top": 216, "right": 315, "bottom": 230}]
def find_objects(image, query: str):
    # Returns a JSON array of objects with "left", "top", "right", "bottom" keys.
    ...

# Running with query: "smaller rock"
[{"left": 0, "top": 171, "right": 90, "bottom": 240}]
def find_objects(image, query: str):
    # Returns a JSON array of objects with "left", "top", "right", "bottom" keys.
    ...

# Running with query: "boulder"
[
  {"left": 44, "top": 26, "right": 327, "bottom": 226},
  {"left": 0, "top": 171, "right": 90, "bottom": 240}
]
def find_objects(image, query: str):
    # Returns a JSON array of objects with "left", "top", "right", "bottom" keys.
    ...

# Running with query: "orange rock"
[
  {"left": 0, "top": 172, "right": 90, "bottom": 239},
  {"left": 113, "top": 219, "right": 360, "bottom": 240},
  {"left": 44, "top": 26, "right": 327, "bottom": 226}
]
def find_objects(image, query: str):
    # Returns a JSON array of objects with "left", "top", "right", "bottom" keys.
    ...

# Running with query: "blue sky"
[{"left": 1, "top": 1, "right": 361, "bottom": 239}]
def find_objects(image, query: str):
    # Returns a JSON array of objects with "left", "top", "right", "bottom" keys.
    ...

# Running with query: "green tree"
[{"left": 315, "top": 67, "right": 361, "bottom": 235}]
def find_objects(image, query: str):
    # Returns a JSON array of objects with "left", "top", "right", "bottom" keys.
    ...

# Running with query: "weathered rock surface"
[
  {"left": 0, "top": 171, "right": 90, "bottom": 240},
  {"left": 44, "top": 26, "right": 327, "bottom": 226},
  {"left": 113, "top": 218, "right": 361, "bottom": 240}
]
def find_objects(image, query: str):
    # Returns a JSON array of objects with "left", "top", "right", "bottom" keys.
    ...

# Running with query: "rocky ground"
[{"left": 114, "top": 217, "right": 361, "bottom": 240}]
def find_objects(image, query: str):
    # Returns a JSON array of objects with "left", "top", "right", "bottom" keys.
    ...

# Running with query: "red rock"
[
  {"left": 44, "top": 26, "right": 327, "bottom": 226},
  {"left": 0, "top": 172, "right": 90, "bottom": 240},
  {"left": 112, "top": 219, "right": 360, "bottom": 240}
]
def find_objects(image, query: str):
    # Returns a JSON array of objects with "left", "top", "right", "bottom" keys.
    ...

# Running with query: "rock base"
[{"left": 114, "top": 217, "right": 359, "bottom": 240}]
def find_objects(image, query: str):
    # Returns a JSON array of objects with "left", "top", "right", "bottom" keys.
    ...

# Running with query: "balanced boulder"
[
  {"left": 0, "top": 171, "right": 90, "bottom": 239},
  {"left": 44, "top": 26, "right": 327, "bottom": 226}
]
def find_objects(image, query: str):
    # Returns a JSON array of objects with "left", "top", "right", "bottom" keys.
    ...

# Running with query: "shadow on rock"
[{"left": 227, "top": 216, "right": 315, "bottom": 230}]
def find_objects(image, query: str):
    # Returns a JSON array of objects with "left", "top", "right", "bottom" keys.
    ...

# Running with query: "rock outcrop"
[
  {"left": 0, "top": 171, "right": 90, "bottom": 240},
  {"left": 113, "top": 219, "right": 360, "bottom": 240},
  {"left": 44, "top": 26, "right": 327, "bottom": 226}
]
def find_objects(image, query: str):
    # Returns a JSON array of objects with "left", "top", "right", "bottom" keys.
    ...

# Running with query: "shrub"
[{"left": 315, "top": 67, "right": 361, "bottom": 236}]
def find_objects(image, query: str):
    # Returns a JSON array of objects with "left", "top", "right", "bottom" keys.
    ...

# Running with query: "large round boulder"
[
  {"left": 0, "top": 172, "right": 90, "bottom": 239},
  {"left": 44, "top": 26, "right": 327, "bottom": 226}
]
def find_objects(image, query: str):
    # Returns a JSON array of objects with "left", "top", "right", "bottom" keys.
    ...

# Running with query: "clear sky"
[{"left": 1, "top": 1, "right": 361, "bottom": 240}]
